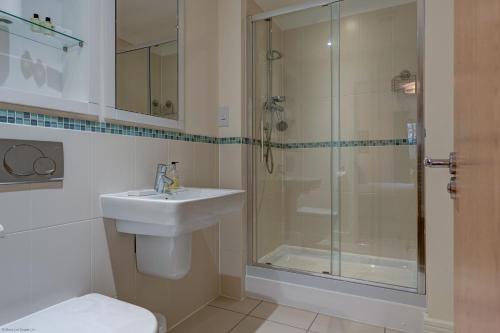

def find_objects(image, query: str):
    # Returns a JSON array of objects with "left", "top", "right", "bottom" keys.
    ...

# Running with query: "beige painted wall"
[
  {"left": 217, "top": 0, "right": 249, "bottom": 299},
  {"left": 424, "top": 0, "right": 454, "bottom": 326},
  {"left": 218, "top": 0, "right": 245, "bottom": 138},
  {"left": 184, "top": 0, "right": 219, "bottom": 137}
]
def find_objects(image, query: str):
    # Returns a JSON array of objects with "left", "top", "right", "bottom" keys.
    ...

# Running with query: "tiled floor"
[{"left": 169, "top": 297, "right": 405, "bottom": 333}]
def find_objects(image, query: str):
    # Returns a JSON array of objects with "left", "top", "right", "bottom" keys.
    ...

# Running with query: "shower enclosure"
[{"left": 248, "top": 0, "right": 424, "bottom": 293}]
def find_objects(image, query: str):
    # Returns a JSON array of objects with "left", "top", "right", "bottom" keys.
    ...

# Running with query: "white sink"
[
  {"left": 100, "top": 187, "right": 245, "bottom": 280},
  {"left": 101, "top": 188, "right": 245, "bottom": 237}
]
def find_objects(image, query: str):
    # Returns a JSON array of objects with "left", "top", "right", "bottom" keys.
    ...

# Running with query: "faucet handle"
[{"left": 157, "top": 163, "right": 168, "bottom": 173}]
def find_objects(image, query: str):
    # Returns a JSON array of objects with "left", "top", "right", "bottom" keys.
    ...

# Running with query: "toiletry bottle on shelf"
[
  {"left": 43, "top": 17, "right": 54, "bottom": 36},
  {"left": 169, "top": 162, "right": 180, "bottom": 190},
  {"left": 31, "top": 14, "right": 42, "bottom": 33}
]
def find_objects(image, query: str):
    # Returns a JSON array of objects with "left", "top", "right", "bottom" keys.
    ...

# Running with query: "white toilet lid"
[{"left": 1, "top": 294, "right": 158, "bottom": 333}]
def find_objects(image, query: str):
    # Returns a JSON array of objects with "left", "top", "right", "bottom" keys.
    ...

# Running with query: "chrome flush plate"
[{"left": 0, "top": 139, "right": 64, "bottom": 185}]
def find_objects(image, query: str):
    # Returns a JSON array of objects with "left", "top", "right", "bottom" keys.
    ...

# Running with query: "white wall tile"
[
  {"left": 91, "top": 132, "right": 135, "bottom": 218},
  {"left": 134, "top": 137, "right": 169, "bottom": 189},
  {"left": 220, "top": 211, "right": 244, "bottom": 252},
  {"left": 169, "top": 140, "right": 195, "bottom": 187},
  {"left": 0, "top": 124, "right": 92, "bottom": 228},
  {"left": 194, "top": 142, "right": 219, "bottom": 188},
  {"left": 31, "top": 221, "right": 91, "bottom": 312},
  {"left": 220, "top": 249, "right": 244, "bottom": 278},
  {"left": 91, "top": 218, "right": 117, "bottom": 297},
  {"left": 31, "top": 129, "right": 92, "bottom": 228},
  {"left": 0, "top": 232, "right": 32, "bottom": 325},
  {"left": 219, "top": 144, "right": 243, "bottom": 189},
  {"left": 0, "top": 184, "right": 32, "bottom": 234}
]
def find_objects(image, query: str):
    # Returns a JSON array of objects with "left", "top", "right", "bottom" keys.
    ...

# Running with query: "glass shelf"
[{"left": 0, "top": 10, "right": 84, "bottom": 52}]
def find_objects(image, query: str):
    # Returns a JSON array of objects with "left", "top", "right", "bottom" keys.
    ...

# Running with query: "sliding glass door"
[{"left": 250, "top": 0, "right": 421, "bottom": 291}]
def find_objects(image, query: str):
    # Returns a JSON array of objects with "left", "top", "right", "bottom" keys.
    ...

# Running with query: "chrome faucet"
[{"left": 154, "top": 163, "right": 174, "bottom": 193}]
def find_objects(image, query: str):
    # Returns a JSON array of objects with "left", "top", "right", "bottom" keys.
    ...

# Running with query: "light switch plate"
[{"left": 218, "top": 106, "right": 229, "bottom": 127}]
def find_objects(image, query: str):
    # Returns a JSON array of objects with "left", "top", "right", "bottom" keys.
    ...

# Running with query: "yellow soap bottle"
[{"left": 169, "top": 162, "right": 180, "bottom": 190}]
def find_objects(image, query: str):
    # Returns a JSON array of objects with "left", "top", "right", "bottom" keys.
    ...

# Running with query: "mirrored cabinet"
[
  {"left": 116, "top": 0, "right": 180, "bottom": 122},
  {"left": 0, "top": 0, "right": 184, "bottom": 130},
  {"left": 109, "top": 0, "right": 184, "bottom": 129}
]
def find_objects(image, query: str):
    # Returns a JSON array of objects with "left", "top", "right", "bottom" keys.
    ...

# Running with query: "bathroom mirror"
[{"left": 115, "top": 0, "right": 183, "bottom": 125}]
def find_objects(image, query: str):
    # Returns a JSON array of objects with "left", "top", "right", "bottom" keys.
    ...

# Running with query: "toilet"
[{"left": 0, "top": 293, "right": 158, "bottom": 333}]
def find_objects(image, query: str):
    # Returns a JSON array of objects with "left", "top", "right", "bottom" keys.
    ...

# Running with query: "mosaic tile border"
[
  {"left": 0, "top": 110, "right": 416, "bottom": 147},
  {"left": 278, "top": 138, "right": 414, "bottom": 149},
  {"left": 0, "top": 110, "right": 218, "bottom": 143}
]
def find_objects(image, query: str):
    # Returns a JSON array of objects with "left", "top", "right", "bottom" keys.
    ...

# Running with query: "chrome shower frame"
[{"left": 246, "top": 0, "right": 426, "bottom": 295}]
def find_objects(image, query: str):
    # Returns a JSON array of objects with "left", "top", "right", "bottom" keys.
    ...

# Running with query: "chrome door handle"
[
  {"left": 424, "top": 152, "right": 457, "bottom": 199},
  {"left": 423, "top": 152, "right": 456, "bottom": 174}
]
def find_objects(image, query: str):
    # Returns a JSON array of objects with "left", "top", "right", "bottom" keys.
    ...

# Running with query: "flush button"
[
  {"left": 3, "top": 144, "right": 43, "bottom": 176},
  {"left": 33, "top": 157, "right": 56, "bottom": 175}
]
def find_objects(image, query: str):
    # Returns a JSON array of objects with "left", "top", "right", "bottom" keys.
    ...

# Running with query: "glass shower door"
[
  {"left": 337, "top": 0, "right": 420, "bottom": 289},
  {"left": 251, "top": 0, "right": 422, "bottom": 292},
  {"left": 252, "top": 3, "right": 341, "bottom": 277}
]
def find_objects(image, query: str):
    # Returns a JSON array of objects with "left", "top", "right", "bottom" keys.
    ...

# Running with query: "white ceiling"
[
  {"left": 254, "top": 0, "right": 415, "bottom": 30},
  {"left": 117, "top": 0, "right": 177, "bottom": 46}
]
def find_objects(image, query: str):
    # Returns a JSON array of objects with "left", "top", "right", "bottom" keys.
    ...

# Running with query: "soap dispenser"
[{"left": 170, "top": 162, "right": 180, "bottom": 190}]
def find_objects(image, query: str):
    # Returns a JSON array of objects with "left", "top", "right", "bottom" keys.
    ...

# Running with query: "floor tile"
[
  {"left": 210, "top": 296, "right": 262, "bottom": 314},
  {"left": 250, "top": 302, "right": 316, "bottom": 330},
  {"left": 309, "top": 314, "right": 384, "bottom": 333},
  {"left": 231, "top": 316, "right": 306, "bottom": 333},
  {"left": 169, "top": 306, "right": 245, "bottom": 333}
]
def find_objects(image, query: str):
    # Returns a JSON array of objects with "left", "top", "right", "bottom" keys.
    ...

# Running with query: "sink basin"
[
  {"left": 100, "top": 187, "right": 245, "bottom": 280},
  {"left": 101, "top": 188, "right": 245, "bottom": 237}
]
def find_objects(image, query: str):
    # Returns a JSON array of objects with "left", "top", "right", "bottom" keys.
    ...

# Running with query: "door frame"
[{"left": 417, "top": 0, "right": 426, "bottom": 295}]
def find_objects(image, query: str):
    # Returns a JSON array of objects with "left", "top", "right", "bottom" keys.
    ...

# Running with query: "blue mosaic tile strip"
[
  {"left": 0, "top": 109, "right": 218, "bottom": 143},
  {"left": 251, "top": 138, "right": 414, "bottom": 148},
  {"left": 0, "top": 110, "right": 416, "bottom": 148}
]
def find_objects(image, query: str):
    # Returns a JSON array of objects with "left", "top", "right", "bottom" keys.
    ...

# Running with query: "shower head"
[{"left": 267, "top": 49, "right": 283, "bottom": 61}]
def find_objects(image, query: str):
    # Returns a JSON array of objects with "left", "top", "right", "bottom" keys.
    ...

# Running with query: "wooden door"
[{"left": 455, "top": 0, "right": 500, "bottom": 331}]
